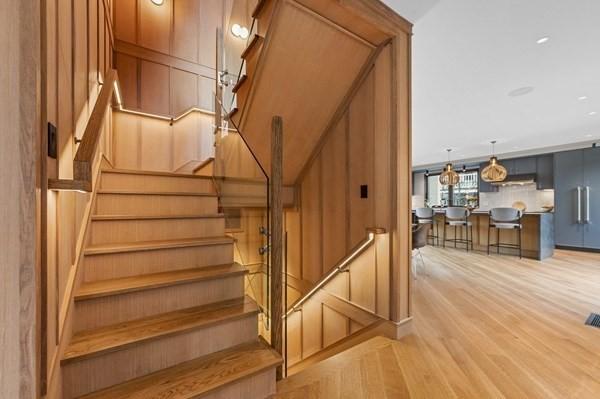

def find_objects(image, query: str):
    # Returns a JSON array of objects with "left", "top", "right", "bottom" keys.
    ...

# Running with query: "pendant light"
[
  {"left": 439, "top": 149, "right": 460, "bottom": 186},
  {"left": 481, "top": 141, "right": 507, "bottom": 183}
]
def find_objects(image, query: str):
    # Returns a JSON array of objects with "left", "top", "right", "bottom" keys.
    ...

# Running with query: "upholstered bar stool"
[
  {"left": 488, "top": 207, "right": 523, "bottom": 258},
  {"left": 443, "top": 207, "right": 473, "bottom": 251},
  {"left": 415, "top": 207, "right": 439, "bottom": 246}
]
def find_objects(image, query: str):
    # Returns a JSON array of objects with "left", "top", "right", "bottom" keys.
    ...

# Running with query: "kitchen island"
[{"left": 419, "top": 210, "right": 554, "bottom": 260}]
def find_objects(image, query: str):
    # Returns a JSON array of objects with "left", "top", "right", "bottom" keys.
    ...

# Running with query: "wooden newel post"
[{"left": 270, "top": 116, "right": 284, "bottom": 380}]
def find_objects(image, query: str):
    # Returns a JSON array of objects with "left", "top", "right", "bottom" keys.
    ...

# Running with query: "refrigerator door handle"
[
  {"left": 576, "top": 186, "right": 582, "bottom": 224},
  {"left": 585, "top": 186, "right": 591, "bottom": 224}
]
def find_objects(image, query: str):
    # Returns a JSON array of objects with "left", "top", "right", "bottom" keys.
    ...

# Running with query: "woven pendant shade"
[
  {"left": 439, "top": 162, "right": 460, "bottom": 185},
  {"left": 480, "top": 141, "right": 507, "bottom": 183},
  {"left": 481, "top": 156, "right": 507, "bottom": 182}
]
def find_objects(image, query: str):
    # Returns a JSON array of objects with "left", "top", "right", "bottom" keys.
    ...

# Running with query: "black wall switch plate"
[
  {"left": 48, "top": 122, "right": 57, "bottom": 159},
  {"left": 360, "top": 184, "right": 368, "bottom": 198}
]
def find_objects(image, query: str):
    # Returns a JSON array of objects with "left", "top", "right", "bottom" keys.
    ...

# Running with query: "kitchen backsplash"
[{"left": 479, "top": 184, "right": 554, "bottom": 211}]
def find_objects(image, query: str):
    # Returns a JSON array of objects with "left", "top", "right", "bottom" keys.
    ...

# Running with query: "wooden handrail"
[
  {"left": 284, "top": 228, "right": 386, "bottom": 317},
  {"left": 74, "top": 69, "right": 118, "bottom": 183},
  {"left": 49, "top": 69, "right": 118, "bottom": 192}
]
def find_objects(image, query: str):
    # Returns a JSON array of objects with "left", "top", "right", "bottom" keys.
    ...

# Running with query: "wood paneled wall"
[
  {"left": 0, "top": 0, "right": 40, "bottom": 397},
  {"left": 285, "top": 44, "right": 393, "bottom": 287},
  {"left": 44, "top": 0, "right": 114, "bottom": 396},
  {"left": 112, "top": 110, "right": 215, "bottom": 172},
  {"left": 112, "top": 0, "right": 255, "bottom": 116}
]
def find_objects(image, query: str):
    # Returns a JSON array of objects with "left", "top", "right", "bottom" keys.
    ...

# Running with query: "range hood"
[{"left": 491, "top": 173, "right": 536, "bottom": 186}]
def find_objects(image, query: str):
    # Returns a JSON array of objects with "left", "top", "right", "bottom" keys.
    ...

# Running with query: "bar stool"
[
  {"left": 415, "top": 207, "right": 439, "bottom": 246},
  {"left": 443, "top": 207, "right": 473, "bottom": 251},
  {"left": 488, "top": 207, "right": 523, "bottom": 258}
]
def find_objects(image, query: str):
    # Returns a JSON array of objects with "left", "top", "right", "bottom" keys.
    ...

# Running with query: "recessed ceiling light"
[
  {"left": 508, "top": 87, "right": 534, "bottom": 97},
  {"left": 589, "top": 111, "right": 598, "bottom": 116},
  {"left": 536, "top": 37, "right": 550, "bottom": 44},
  {"left": 585, "top": 134, "right": 593, "bottom": 138},
  {"left": 231, "top": 23, "right": 249, "bottom": 39},
  {"left": 151, "top": 0, "right": 164, "bottom": 5},
  {"left": 578, "top": 96, "right": 589, "bottom": 101}
]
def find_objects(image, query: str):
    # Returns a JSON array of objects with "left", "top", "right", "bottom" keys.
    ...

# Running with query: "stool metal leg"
[{"left": 518, "top": 226, "right": 522, "bottom": 259}]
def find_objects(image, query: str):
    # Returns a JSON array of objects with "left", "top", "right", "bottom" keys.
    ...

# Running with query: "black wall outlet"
[
  {"left": 360, "top": 184, "right": 368, "bottom": 198},
  {"left": 48, "top": 123, "right": 57, "bottom": 159}
]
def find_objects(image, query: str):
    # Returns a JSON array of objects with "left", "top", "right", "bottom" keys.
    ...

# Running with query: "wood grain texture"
[
  {"left": 279, "top": 248, "right": 600, "bottom": 398},
  {"left": 77, "top": 340, "right": 281, "bottom": 399},
  {"left": 271, "top": 116, "right": 284, "bottom": 379},
  {"left": 63, "top": 296, "right": 258, "bottom": 363},
  {"left": 0, "top": 0, "right": 40, "bottom": 397}
]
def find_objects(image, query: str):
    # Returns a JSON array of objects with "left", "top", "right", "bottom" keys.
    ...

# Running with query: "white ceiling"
[{"left": 387, "top": 0, "right": 600, "bottom": 167}]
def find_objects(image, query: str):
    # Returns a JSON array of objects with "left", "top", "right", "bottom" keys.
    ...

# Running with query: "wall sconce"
[
  {"left": 151, "top": 0, "right": 164, "bottom": 5},
  {"left": 231, "top": 23, "right": 249, "bottom": 39}
]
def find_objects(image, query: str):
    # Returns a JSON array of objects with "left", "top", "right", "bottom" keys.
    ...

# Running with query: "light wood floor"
[{"left": 275, "top": 248, "right": 600, "bottom": 398}]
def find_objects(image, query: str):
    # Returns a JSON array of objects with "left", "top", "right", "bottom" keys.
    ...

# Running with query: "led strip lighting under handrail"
[
  {"left": 112, "top": 80, "right": 215, "bottom": 123},
  {"left": 284, "top": 231, "right": 381, "bottom": 318}
]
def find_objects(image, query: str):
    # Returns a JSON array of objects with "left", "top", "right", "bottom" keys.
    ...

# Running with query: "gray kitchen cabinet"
[
  {"left": 536, "top": 154, "right": 554, "bottom": 189},
  {"left": 583, "top": 147, "right": 600, "bottom": 249},
  {"left": 554, "top": 148, "right": 600, "bottom": 249},
  {"left": 502, "top": 159, "right": 515, "bottom": 175},
  {"left": 554, "top": 150, "right": 584, "bottom": 247},
  {"left": 514, "top": 157, "right": 537, "bottom": 174}
]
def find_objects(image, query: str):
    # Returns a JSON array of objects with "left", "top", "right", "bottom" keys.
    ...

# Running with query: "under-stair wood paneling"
[
  {"left": 284, "top": 233, "right": 390, "bottom": 368},
  {"left": 289, "top": 43, "right": 394, "bottom": 287},
  {"left": 238, "top": 0, "right": 376, "bottom": 184},
  {"left": 113, "top": 0, "right": 254, "bottom": 116},
  {"left": 44, "top": 1, "right": 114, "bottom": 397},
  {"left": 112, "top": 110, "right": 214, "bottom": 173}
]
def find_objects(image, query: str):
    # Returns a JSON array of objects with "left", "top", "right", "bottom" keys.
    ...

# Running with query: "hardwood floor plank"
[{"left": 277, "top": 248, "right": 600, "bottom": 398}]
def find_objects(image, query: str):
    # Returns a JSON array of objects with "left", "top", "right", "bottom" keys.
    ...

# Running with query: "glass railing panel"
[{"left": 212, "top": 92, "right": 271, "bottom": 344}]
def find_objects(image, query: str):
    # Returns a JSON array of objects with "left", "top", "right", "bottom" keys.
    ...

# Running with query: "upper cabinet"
[
  {"left": 536, "top": 154, "right": 554, "bottom": 190},
  {"left": 514, "top": 157, "right": 537, "bottom": 174}
]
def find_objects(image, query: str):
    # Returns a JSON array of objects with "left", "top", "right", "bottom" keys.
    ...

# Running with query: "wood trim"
[
  {"left": 72, "top": 68, "right": 118, "bottom": 185},
  {"left": 270, "top": 116, "right": 284, "bottom": 379},
  {"left": 319, "top": 291, "right": 379, "bottom": 326},
  {"left": 294, "top": 40, "right": 390, "bottom": 186},
  {"left": 192, "top": 157, "right": 215, "bottom": 174},
  {"left": 252, "top": 0, "right": 269, "bottom": 18},
  {"left": 115, "top": 39, "right": 215, "bottom": 79},
  {"left": 338, "top": 0, "right": 413, "bottom": 35}
]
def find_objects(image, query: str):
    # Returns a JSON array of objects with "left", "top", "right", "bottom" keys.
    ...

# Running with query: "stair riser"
[
  {"left": 83, "top": 243, "right": 234, "bottom": 281},
  {"left": 244, "top": 43, "right": 262, "bottom": 82},
  {"left": 95, "top": 194, "right": 218, "bottom": 216},
  {"left": 73, "top": 275, "right": 244, "bottom": 332},
  {"left": 101, "top": 173, "right": 215, "bottom": 194},
  {"left": 88, "top": 218, "right": 225, "bottom": 246},
  {"left": 62, "top": 315, "right": 258, "bottom": 399},
  {"left": 235, "top": 81, "right": 251, "bottom": 110}
]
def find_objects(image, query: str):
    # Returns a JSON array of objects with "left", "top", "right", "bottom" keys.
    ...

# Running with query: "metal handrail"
[{"left": 284, "top": 229, "right": 385, "bottom": 317}]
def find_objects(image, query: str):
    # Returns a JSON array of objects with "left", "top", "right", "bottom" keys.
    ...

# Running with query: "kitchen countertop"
[{"left": 414, "top": 209, "right": 553, "bottom": 215}]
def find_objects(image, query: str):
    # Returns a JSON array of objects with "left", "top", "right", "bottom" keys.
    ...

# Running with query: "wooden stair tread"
[
  {"left": 232, "top": 75, "right": 247, "bottom": 94},
  {"left": 84, "top": 236, "right": 233, "bottom": 256},
  {"left": 75, "top": 263, "right": 247, "bottom": 301},
  {"left": 78, "top": 340, "right": 282, "bottom": 399},
  {"left": 63, "top": 296, "right": 258, "bottom": 364},
  {"left": 102, "top": 168, "right": 213, "bottom": 179},
  {"left": 241, "top": 34, "right": 264, "bottom": 59},
  {"left": 91, "top": 213, "right": 225, "bottom": 221},
  {"left": 97, "top": 190, "right": 217, "bottom": 197},
  {"left": 226, "top": 107, "right": 238, "bottom": 121}
]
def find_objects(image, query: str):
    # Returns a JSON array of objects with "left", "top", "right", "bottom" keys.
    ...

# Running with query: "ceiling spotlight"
[
  {"left": 508, "top": 86, "right": 534, "bottom": 97},
  {"left": 231, "top": 23, "right": 249, "bottom": 39},
  {"left": 585, "top": 134, "right": 593, "bottom": 138},
  {"left": 536, "top": 37, "right": 550, "bottom": 44},
  {"left": 151, "top": 0, "right": 164, "bottom": 5},
  {"left": 578, "top": 96, "right": 589, "bottom": 101},
  {"left": 590, "top": 111, "right": 598, "bottom": 116}
]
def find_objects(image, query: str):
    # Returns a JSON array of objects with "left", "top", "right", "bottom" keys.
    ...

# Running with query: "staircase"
[{"left": 61, "top": 168, "right": 281, "bottom": 398}]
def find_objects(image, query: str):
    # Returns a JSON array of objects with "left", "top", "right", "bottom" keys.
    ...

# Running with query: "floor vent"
[{"left": 585, "top": 313, "right": 600, "bottom": 328}]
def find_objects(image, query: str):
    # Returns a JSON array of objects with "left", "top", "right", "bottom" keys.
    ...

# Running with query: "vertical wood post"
[{"left": 270, "top": 116, "right": 284, "bottom": 379}]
